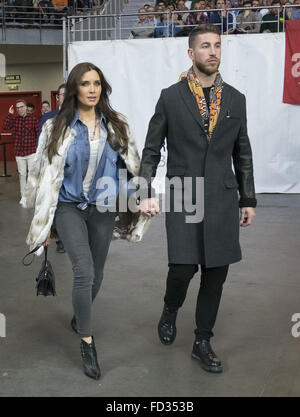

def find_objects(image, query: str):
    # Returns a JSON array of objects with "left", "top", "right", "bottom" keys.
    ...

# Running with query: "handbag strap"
[{"left": 22, "top": 241, "right": 47, "bottom": 266}]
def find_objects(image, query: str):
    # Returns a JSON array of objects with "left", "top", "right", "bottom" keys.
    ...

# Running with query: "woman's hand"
[
  {"left": 139, "top": 198, "right": 160, "bottom": 218},
  {"left": 45, "top": 231, "right": 51, "bottom": 246}
]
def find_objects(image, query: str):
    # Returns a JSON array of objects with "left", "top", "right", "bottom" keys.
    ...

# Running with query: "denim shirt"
[{"left": 58, "top": 112, "right": 119, "bottom": 210}]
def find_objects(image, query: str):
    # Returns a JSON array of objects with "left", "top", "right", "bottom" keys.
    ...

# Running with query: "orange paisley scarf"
[{"left": 180, "top": 68, "right": 223, "bottom": 140}]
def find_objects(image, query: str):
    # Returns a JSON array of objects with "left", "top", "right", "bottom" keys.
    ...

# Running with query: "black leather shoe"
[
  {"left": 158, "top": 304, "right": 178, "bottom": 345},
  {"left": 71, "top": 316, "right": 78, "bottom": 334},
  {"left": 80, "top": 337, "right": 101, "bottom": 380},
  {"left": 191, "top": 340, "right": 223, "bottom": 373},
  {"left": 56, "top": 240, "right": 65, "bottom": 253}
]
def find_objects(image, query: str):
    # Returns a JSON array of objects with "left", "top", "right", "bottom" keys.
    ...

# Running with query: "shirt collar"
[{"left": 70, "top": 111, "right": 106, "bottom": 129}]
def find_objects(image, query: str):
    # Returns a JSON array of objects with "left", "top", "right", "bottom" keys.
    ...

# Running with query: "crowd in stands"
[
  {"left": 130, "top": 0, "right": 300, "bottom": 38},
  {"left": 0, "top": 0, "right": 106, "bottom": 24}
]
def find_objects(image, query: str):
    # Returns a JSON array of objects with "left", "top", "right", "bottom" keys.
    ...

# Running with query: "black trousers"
[{"left": 164, "top": 264, "right": 229, "bottom": 341}]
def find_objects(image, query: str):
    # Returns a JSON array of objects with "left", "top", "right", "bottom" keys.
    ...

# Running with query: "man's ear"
[{"left": 188, "top": 48, "right": 194, "bottom": 61}]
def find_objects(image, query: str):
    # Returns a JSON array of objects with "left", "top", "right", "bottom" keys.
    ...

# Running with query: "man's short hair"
[
  {"left": 271, "top": 0, "right": 281, "bottom": 5},
  {"left": 42, "top": 100, "right": 50, "bottom": 106},
  {"left": 189, "top": 24, "right": 221, "bottom": 49},
  {"left": 27, "top": 102, "right": 34, "bottom": 109},
  {"left": 243, "top": 0, "right": 252, "bottom": 5},
  {"left": 16, "top": 99, "right": 26, "bottom": 106}
]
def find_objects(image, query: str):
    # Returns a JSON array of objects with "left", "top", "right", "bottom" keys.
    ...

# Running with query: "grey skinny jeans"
[{"left": 55, "top": 202, "right": 115, "bottom": 338}]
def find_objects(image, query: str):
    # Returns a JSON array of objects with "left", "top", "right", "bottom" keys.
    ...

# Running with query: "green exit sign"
[{"left": 5, "top": 75, "right": 21, "bottom": 84}]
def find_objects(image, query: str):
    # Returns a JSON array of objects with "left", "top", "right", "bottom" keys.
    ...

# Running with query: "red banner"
[{"left": 283, "top": 20, "right": 300, "bottom": 105}]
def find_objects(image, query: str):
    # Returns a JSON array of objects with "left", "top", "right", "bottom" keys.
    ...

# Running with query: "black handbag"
[{"left": 23, "top": 244, "right": 56, "bottom": 296}]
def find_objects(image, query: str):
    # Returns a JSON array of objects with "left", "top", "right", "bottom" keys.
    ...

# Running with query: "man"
[
  {"left": 39, "top": 83, "right": 66, "bottom": 253},
  {"left": 39, "top": 83, "right": 66, "bottom": 135},
  {"left": 186, "top": 1, "right": 209, "bottom": 30},
  {"left": 209, "top": 0, "right": 234, "bottom": 33},
  {"left": 260, "top": 0, "right": 285, "bottom": 32},
  {"left": 130, "top": 7, "right": 154, "bottom": 38},
  {"left": 291, "top": 0, "right": 300, "bottom": 20},
  {"left": 138, "top": 24, "right": 256, "bottom": 373},
  {"left": 26, "top": 103, "right": 35, "bottom": 115},
  {"left": 41, "top": 100, "right": 51, "bottom": 115},
  {"left": 236, "top": 0, "right": 261, "bottom": 33},
  {"left": 3, "top": 100, "right": 39, "bottom": 206}
]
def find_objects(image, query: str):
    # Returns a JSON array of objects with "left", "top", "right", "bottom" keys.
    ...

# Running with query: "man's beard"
[{"left": 195, "top": 59, "right": 220, "bottom": 76}]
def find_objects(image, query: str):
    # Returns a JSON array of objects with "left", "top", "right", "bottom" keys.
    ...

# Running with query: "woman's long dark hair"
[{"left": 47, "top": 62, "right": 130, "bottom": 163}]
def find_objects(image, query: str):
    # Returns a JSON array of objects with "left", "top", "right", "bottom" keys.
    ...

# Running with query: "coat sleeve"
[
  {"left": 138, "top": 90, "right": 168, "bottom": 199},
  {"left": 232, "top": 94, "right": 257, "bottom": 208},
  {"left": 24, "top": 120, "right": 51, "bottom": 208}
]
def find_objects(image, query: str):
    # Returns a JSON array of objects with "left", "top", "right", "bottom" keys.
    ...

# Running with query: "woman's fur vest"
[{"left": 25, "top": 118, "right": 151, "bottom": 255}]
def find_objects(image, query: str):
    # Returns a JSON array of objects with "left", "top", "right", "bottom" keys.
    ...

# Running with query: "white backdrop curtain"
[{"left": 69, "top": 34, "right": 300, "bottom": 193}]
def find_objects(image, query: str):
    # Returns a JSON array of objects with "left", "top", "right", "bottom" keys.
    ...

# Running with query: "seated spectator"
[
  {"left": 156, "top": 0, "right": 166, "bottom": 9},
  {"left": 291, "top": 0, "right": 300, "bottom": 19},
  {"left": 236, "top": 0, "right": 261, "bottom": 32},
  {"left": 252, "top": 0, "right": 261, "bottom": 11},
  {"left": 130, "top": 7, "right": 154, "bottom": 38},
  {"left": 36, "top": 0, "right": 55, "bottom": 22},
  {"left": 167, "top": 2, "right": 176, "bottom": 12},
  {"left": 176, "top": 0, "right": 190, "bottom": 24},
  {"left": 284, "top": 1, "right": 293, "bottom": 19},
  {"left": 154, "top": 9, "right": 183, "bottom": 37},
  {"left": 226, "top": 0, "right": 237, "bottom": 29},
  {"left": 147, "top": 6, "right": 157, "bottom": 24},
  {"left": 209, "top": 0, "right": 234, "bottom": 33},
  {"left": 153, "top": 4, "right": 164, "bottom": 24},
  {"left": 186, "top": 1, "right": 209, "bottom": 29},
  {"left": 260, "top": 0, "right": 286, "bottom": 32},
  {"left": 259, "top": 0, "right": 272, "bottom": 18}
]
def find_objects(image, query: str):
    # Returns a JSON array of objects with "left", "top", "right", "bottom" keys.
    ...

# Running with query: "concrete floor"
[{"left": 0, "top": 162, "right": 300, "bottom": 397}]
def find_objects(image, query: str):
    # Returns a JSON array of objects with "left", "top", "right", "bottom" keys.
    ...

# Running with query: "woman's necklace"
[{"left": 87, "top": 118, "right": 99, "bottom": 142}]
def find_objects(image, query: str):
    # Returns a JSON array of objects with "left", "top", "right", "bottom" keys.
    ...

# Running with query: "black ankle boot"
[
  {"left": 71, "top": 316, "right": 78, "bottom": 334},
  {"left": 80, "top": 337, "right": 101, "bottom": 380},
  {"left": 191, "top": 340, "right": 223, "bottom": 373},
  {"left": 158, "top": 304, "right": 178, "bottom": 345}
]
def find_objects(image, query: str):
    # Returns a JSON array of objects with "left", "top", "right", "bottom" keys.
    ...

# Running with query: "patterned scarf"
[{"left": 180, "top": 68, "right": 223, "bottom": 140}]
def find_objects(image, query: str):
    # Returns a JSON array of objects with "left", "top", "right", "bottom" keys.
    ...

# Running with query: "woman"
[{"left": 25, "top": 62, "right": 151, "bottom": 380}]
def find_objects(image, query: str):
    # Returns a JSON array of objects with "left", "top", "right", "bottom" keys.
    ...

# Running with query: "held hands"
[
  {"left": 9, "top": 105, "right": 14, "bottom": 115},
  {"left": 240, "top": 207, "right": 256, "bottom": 227},
  {"left": 139, "top": 198, "right": 160, "bottom": 218}
]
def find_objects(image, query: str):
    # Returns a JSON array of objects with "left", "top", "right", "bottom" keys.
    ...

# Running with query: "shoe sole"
[
  {"left": 83, "top": 369, "right": 101, "bottom": 380},
  {"left": 191, "top": 352, "right": 223, "bottom": 373}
]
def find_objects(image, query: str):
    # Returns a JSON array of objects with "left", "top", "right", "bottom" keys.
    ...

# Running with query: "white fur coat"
[{"left": 25, "top": 118, "right": 151, "bottom": 256}]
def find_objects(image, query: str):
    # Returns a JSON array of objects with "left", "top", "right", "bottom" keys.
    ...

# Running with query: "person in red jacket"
[{"left": 3, "top": 99, "right": 40, "bottom": 206}]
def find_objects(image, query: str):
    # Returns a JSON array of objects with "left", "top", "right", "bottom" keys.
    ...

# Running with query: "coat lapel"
[
  {"left": 178, "top": 79, "right": 206, "bottom": 134},
  {"left": 211, "top": 83, "right": 233, "bottom": 139}
]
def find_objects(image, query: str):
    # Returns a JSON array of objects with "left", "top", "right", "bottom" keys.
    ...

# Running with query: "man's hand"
[
  {"left": 139, "top": 198, "right": 160, "bottom": 218},
  {"left": 240, "top": 207, "right": 256, "bottom": 227},
  {"left": 9, "top": 105, "right": 14, "bottom": 115}
]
